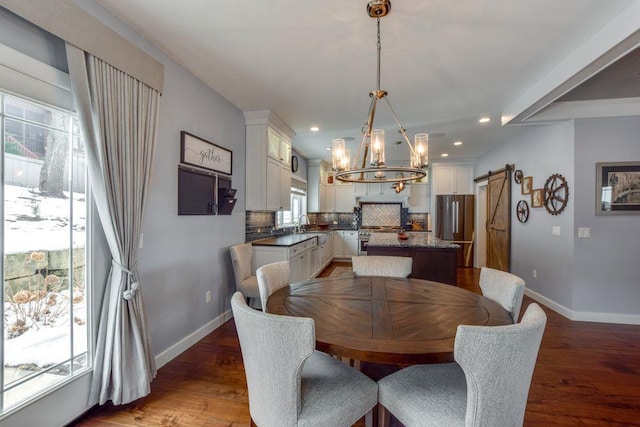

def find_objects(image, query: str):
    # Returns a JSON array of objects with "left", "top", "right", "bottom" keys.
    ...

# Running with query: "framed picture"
[
  {"left": 596, "top": 161, "right": 640, "bottom": 215},
  {"left": 521, "top": 176, "right": 532, "bottom": 195},
  {"left": 531, "top": 188, "right": 544, "bottom": 208},
  {"left": 180, "top": 131, "right": 232, "bottom": 175}
]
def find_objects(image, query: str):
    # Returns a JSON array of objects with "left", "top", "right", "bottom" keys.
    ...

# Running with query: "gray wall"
[
  {"left": 478, "top": 116, "right": 640, "bottom": 320},
  {"left": 477, "top": 122, "right": 575, "bottom": 309},
  {"left": 573, "top": 116, "right": 640, "bottom": 315}
]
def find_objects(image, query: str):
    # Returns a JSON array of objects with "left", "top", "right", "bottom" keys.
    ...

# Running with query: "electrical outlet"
[
  {"left": 138, "top": 233, "right": 144, "bottom": 249},
  {"left": 205, "top": 291, "right": 211, "bottom": 304},
  {"left": 552, "top": 226, "right": 561, "bottom": 236},
  {"left": 578, "top": 227, "right": 590, "bottom": 238},
  {"left": 532, "top": 269, "right": 537, "bottom": 279}
]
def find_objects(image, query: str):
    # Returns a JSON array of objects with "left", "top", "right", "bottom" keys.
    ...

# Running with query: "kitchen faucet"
[{"left": 297, "top": 214, "right": 310, "bottom": 233}]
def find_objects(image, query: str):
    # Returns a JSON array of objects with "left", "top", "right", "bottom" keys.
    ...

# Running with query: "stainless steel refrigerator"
[{"left": 436, "top": 195, "right": 475, "bottom": 267}]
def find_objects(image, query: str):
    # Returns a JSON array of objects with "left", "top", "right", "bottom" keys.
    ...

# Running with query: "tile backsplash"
[
  {"left": 361, "top": 203, "right": 402, "bottom": 227},
  {"left": 245, "top": 209, "right": 429, "bottom": 242}
]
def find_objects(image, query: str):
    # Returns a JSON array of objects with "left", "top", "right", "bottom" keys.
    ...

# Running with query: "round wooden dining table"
[{"left": 266, "top": 275, "right": 513, "bottom": 365}]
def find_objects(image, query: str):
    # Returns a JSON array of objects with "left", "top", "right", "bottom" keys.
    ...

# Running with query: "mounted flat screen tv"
[{"left": 178, "top": 167, "right": 216, "bottom": 215}]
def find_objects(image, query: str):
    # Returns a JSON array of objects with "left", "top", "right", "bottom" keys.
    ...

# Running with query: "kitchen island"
[{"left": 366, "top": 232, "right": 460, "bottom": 285}]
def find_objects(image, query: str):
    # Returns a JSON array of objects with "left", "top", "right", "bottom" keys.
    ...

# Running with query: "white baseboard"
[
  {"left": 524, "top": 288, "right": 640, "bottom": 325},
  {"left": 155, "top": 309, "right": 234, "bottom": 368}
]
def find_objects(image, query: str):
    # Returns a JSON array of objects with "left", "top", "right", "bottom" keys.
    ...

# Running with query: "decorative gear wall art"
[
  {"left": 514, "top": 169, "right": 523, "bottom": 184},
  {"left": 516, "top": 200, "right": 530, "bottom": 223},
  {"left": 543, "top": 174, "right": 569, "bottom": 215}
]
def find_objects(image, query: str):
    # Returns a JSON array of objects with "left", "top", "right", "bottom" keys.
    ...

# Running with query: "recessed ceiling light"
[
  {"left": 453, "top": 141, "right": 462, "bottom": 146},
  {"left": 441, "top": 153, "right": 449, "bottom": 157},
  {"left": 479, "top": 117, "right": 490, "bottom": 123},
  {"left": 310, "top": 126, "right": 319, "bottom": 132}
]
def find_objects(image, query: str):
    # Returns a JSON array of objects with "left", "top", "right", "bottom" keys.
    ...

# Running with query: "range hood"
[
  {"left": 355, "top": 183, "right": 410, "bottom": 206},
  {"left": 356, "top": 194, "right": 410, "bottom": 206}
]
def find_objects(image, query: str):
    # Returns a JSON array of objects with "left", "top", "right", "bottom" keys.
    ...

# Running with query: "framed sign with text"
[{"left": 180, "top": 131, "right": 232, "bottom": 175}]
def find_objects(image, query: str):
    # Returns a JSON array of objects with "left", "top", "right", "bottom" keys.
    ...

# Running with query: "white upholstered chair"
[
  {"left": 231, "top": 292, "right": 378, "bottom": 427},
  {"left": 378, "top": 303, "right": 547, "bottom": 427},
  {"left": 256, "top": 260, "right": 290, "bottom": 312},
  {"left": 479, "top": 266, "right": 526, "bottom": 322},
  {"left": 351, "top": 255, "right": 412, "bottom": 278},
  {"left": 230, "top": 243, "right": 260, "bottom": 307}
]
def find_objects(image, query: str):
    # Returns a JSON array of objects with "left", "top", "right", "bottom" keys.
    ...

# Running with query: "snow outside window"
[{"left": 1, "top": 85, "right": 89, "bottom": 411}]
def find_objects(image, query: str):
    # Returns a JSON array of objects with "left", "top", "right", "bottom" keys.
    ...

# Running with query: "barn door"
[{"left": 486, "top": 169, "right": 511, "bottom": 271}]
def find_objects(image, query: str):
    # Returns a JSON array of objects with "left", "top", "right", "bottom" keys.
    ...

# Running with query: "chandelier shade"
[{"left": 332, "top": 0, "right": 428, "bottom": 185}]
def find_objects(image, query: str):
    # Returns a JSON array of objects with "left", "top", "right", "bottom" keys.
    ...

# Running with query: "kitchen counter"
[
  {"left": 366, "top": 232, "right": 459, "bottom": 285},
  {"left": 367, "top": 232, "right": 459, "bottom": 249},
  {"left": 251, "top": 231, "right": 332, "bottom": 247},
  {"left": 252, "top": 234, "right": 315, "bottom": 247}
]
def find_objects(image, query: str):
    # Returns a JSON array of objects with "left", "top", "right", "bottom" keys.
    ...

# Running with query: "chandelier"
[{"left": 333, "top": 0, "right": 428, "bottom": 187}]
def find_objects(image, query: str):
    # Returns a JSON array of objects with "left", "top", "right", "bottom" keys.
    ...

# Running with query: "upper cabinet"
[
  {"left": 307, "top": 159, "right": 325, "bottom": 213},
  {"left": 245, "top": 110, "right": 295, "bottom": 211},
  {"left": 408, "top": 182, "right": 430, "bottom": 212},
  {"left": 267, "top": 127, "right": 291, "bottom": 167},
  {"left": 432, "top": 164, "right": 475, "bottom": 195}
]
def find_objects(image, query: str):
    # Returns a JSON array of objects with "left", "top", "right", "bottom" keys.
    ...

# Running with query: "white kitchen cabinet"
[
  {"left": 307, "top": 159, "right": 329, "bottom": 213},
  {"left": 344, "top": 232, "right": 358, "bottom": 257},
  {"left": 310, "top": 245, "right": 320, "bottom": 277},
  {"left": 266, "top": 158, "right": 291, "bottom": 211},
  {"left": 432, "top": 164, "right": 474, "bottom": 195},
  {"left": 325, "top": 185, "right": 336, "bottom": 212},
  {"left": 267, "top": 127, "right": 291, "bottom": 167},
  {"left": 355, "top": 182, "right": 396, "bottom": 196},
  {"left": 252, "top": 237, "right": 317, "bottom": 283},
  {"left": 294, "top": 250, "right": 312, "bottom": 282},
  {"left": 408, "top": 182, "right": 430, "bottom": 212},
  {"left": 245, "top": 110, "right": 295, "bottom": 211},
  {"left": 322, "top": 183, "right": 354, "bottom": 213},
  {"left": 324, "top": 232, "right": 334, "bottom": 265},
  {"left": 333, "top": 230, "right": 358, "bottom": 258},
  {"left": 334, "top": 184, "right": 355, "bottom": 212}
]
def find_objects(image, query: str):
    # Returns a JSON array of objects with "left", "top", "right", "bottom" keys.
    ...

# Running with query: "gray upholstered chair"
[
  {"left": 351, "top": 255, "right": 412, "bottom": 278},
  {"left": 230, "top": 243, "right": 260, "bottom": 307},
  {"left": 479, "top": 266, "right": 526, "bottom": 322},
  {"left": 256, "top": 260, "right": 290, "bottom": 312},
  {"left": 231, "top": 292, "right": 378, "bottom": 427},
  {"left": 378, "top": 303, "right": 547, "bottom": 427}
]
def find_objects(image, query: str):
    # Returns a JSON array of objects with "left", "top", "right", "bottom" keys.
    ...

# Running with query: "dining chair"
[
  {"left": 378, "top": 303, "right": 547, "bottom": 427},
  {"left": 256, "top": 260, "right": 290, "bottom": 312},
  {"left": 351, "top": 255, "right": 412, "bottom": 278},
  {"left": 479, "top": 266, "right": 526, "bottom": 322},
  {"left": 230, "top": 243, "right": 260, "bottom": 308},
  {"left": 231, "top": 292, "right": 378, "bottom": 427}
]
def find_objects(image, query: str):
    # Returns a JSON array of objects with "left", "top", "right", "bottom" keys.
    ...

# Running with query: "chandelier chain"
[{"left": 377, "top": 17, "right": 381, "bottom": 91}]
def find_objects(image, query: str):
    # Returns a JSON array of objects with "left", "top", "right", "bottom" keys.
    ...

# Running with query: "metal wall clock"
[{"left": 544, "top": 173, "right": 569, "bottom": 215}]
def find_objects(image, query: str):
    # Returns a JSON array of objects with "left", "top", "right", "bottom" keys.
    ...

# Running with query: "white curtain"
[{"left": 65, "top": 43, "right": 160, "bottom": 405}]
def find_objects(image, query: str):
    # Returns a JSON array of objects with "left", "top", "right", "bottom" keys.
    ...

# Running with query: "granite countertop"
[
  {"left": 367, "top": 232, "right": 460, "bottom": 249},
  {"left": 251, "top": 232, "right": 328, "bottom": 247}
]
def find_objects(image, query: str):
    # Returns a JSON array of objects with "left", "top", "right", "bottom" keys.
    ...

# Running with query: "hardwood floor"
[{"left": 71, "top": 264, "right": 640, "bottom": 426}]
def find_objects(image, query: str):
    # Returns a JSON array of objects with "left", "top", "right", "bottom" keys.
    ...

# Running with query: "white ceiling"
[{"left": 95, "top": 0, "right": 639, "bottom": 164}]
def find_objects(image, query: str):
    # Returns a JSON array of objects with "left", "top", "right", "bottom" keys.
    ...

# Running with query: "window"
[
  {"left": 277, "top": 185, "right": 307, "bottom": 229},
  {"left": 1, "top": 91, "right": 89, "bottom": 411}
]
